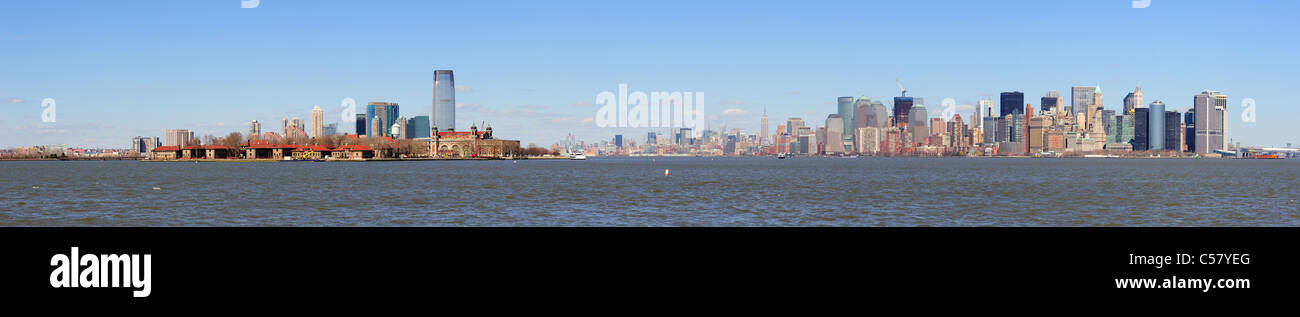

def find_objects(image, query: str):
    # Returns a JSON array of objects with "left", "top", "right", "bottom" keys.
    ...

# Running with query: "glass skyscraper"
[
  {"left": 1133, "top": 108, "right": 1150, "bottom": 151},
  {"left": 999, "top": 91, "right": 1024, "bottom": 117},
  {"left": 433, "top": 70, "right": 456, "bottom": 131},
  {"left": 407, "top": 116, "right": 430, "bottom": 139},
  {"left": 1148, "top": 101, "right": 1165, "bottom": 150},
  {"left": 366, "top": 102, "right": 399, "bottom": 137}
]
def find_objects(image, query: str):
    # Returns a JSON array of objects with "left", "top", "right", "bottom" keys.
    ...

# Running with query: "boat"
[
  {"left": 1083, "top": 154, "right": 1119, "bottom": 159},
  {"left": 1253, "top": 154, "right": 1281, "bottom": 159},
  {"left": 568, "top": 153, "right": 587, "bottom": 160},
  {"left": 777, "top": 153, "right": 788, "bottom": 159}
]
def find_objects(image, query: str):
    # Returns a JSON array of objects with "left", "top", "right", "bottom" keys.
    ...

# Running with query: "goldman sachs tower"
[{"left": 432, "top": 70, "right": 456, "bottom": 131}]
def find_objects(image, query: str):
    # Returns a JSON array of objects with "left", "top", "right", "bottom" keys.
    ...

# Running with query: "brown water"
[{"left": 1, "top": 158, "right": 1298, "bottom": 226}]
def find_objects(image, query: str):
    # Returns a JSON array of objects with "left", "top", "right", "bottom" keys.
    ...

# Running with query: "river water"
[{"left": 2, "top": 158, "right": 1297, "bottom": 226}]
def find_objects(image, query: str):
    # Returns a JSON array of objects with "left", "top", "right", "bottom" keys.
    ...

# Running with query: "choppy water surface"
[{"left": 2, "top": 158, "right": 1298, "bottom": 226}]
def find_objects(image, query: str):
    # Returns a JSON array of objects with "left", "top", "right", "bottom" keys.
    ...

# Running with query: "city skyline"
[{"left": 1, "top": 0, "right": 1296, "bottom": 148}]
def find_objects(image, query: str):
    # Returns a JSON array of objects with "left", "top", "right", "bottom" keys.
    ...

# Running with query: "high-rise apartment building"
[{"left": 311, "top": 105, "right": 324, "bottom": 138}]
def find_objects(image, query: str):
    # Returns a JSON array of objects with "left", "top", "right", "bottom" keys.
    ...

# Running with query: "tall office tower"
[
  {"left": 837, "top": 96, "right": 855, "bottom": 143},
  {"left": 975, "top": 98, "right": 994, "bottom": 128},
  {"left": 1071, "top": 86, "right": 1095, "bottom": 117},
  {"left": 854, "top": 97, "right": 871, "bottom": 129},
  {"left": 323, "top": 123, "right": 337, "bottom": 136},
  {"left": 1133, "top": 108, "right": 1150, "bottom": 151},
  {"left": 614, "top": 135, "right": 624, "bottom": 148},
  {"left": 370, "top": 116, "right": 382, "bottom": 137},
  {"left": 996, "top": 116, "right": 1010, "bottom": 143},
  {"left": 646, "top": 132, "right": 656, "bottom": 144},
  {"left": 311, "top": 106, "right": 324, "bottom": 138},
  {"left": 1164, "top": 111, "right": 1181, "bottom": 151},
  {"left": 432, "top": 70, "right": 456, "bottom": 131},
  {"left": 760, "top": 107, "right": 769, "bottom": 145},
  {"left": 408, "top": 116, "right": 430, "bottom": 139},
  {"left": 165, "top": 129, "right": 194, "bottom": 147},
  {"left": 1101, "top": 109, "right": 1116, "bottom": 135},
  {"left": 999, "top": 91, "right": 1024, "bottom": 117},
  {"left": 908, "top": 104, "right": 928, "bottom": 145},
  {"left": 1124, "top": 87, "right": 1143, "bottom": 115},
  {"left": 1194, "top": 90, "right": 1228, "bottom": 153},
  {"left": 1041, "top": 91, "right": 1061, "bottom": 113},
  {"left": 290, "top": 118, "right": 303, "bottom": 133},
  {"left": 1184, "top": 108, "right": 1195, "bottom": 153},
  {"left": 355, "top": 113, "right": 367, "bottom": 136},
  {"left": 868, "top": 101, "right": 889, "bottom": 128},
  {"left": 1148, "top": 100, "right": 1166, "bottom": 150},
  {"left": 1029, "top": 117, "right": 1046, "bottom": 153},
  {"left": 1087, "top": 86, "right": 1104, "bottom": 133},
  {"left": 786, "top": 118, "right": 805, "bottom": 136},
  {"left": 281, "top": 118, "right": 289, "bottom": 137},
  {"left": 893, "top": 96, "right": 913, "bottom": 130},
  {"left": 249, "top": 120, "right": 261, "bottom": 139},
  {"left": 930, "top": 118, "right": 945, "bottom": 136},
  {"left": 982, "top": 117, "right": 998, "bottom": 144},
  {"left": 824, "top": 115, "right": 844, "bottom": 154},
  {"left": 366, "top": 102, "right": 400, "bottom": 137}
]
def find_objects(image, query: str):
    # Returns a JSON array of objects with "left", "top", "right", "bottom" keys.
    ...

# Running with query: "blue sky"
[{"left": 2, "top": 0, "right": 1296, "bottom": 148}]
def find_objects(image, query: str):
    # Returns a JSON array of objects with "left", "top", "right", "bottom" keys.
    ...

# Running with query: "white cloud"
[
  {"left": 722, "top": 108, "right": 751, "bottom": 116},
  {"left": 7, "top": 97, "right": 23, "bottom": 104},
  {"left": 456, "top": 85, "right": 473, "bottom": 93}
]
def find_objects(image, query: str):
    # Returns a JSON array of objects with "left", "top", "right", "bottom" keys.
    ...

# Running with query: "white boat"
[
  {"left": 1083, "top": 154, "right": 1120, "bottom": 159},
  {"left": 568, "top": 153, "right": 587, "bottom": 160}
]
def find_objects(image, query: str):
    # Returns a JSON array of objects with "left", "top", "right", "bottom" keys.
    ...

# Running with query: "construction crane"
[{"left": 896, "top": 78, "right": 907, "bottom": 97}]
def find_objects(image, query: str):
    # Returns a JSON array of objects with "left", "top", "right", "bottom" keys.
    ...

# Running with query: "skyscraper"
[
  {"left": 1148, "top": 100, "right": 1165, "bottom": 150},
  {"left": 1071, "top": 86, "right": 1096, "bottom": 116},
  {"left": 366, "top": 102, "right": 400, "bottom": 137},
  {"left": 893, "top": 96, "right": 913, "bottom": 130},
  {"left": 355, "top": 113, "right": 366, "bottom": 136},
  {"left": 759, "top": 107, "right": 769, "bottom": 145},
  {"left": 868, "top": 101, "right": 889, "bottom": 129},
  {"left": 249, "top": 120, "right": 261, "bottom": 139},
  {"left": 407, "top": 116, "right": 430, "bottom": 139},
  {"left": 908, "top": 103, "right": 928, "bottom": 145},
  {"left": 311, "top": 105, "right": 324, "bottom": 138},
  {"left": 1164, "top": 111, "right": 1181, "bottom": 151},
  {"left": 130, "top": 136, "right": 159, "bottom": 154},
  {"left": 999, "top": 91, "right": 1024, "bottom": 117},
  {"left": 1184, "top": 108, "right": 1196, "bottom": 153},
  {"left": 1194, "top": 90, "right": 1227, "bottom": 154},
  {"left": 824, "top": 115, "right": 844, "bottom": 154},
  {"left": 1041, "top": 91, "right": 1061, "bottom": 113},
  {"left": 164, "top": 129, "right": 194, "bottom": 147},
  {"left": 837, "top": 97, "right": 854, "bottom": 151},
  {"left": 432, "top": 70, "right": 456, "bottom": 131},
  {"left": 1133, "top": 108, "right": 1150, "bottom": 151},
  {"left": 323, "top": 123, "right": 337, "bottom": 136},
  {"left": 1124, "top": 87, "right": 1143, "bottom": 115},
  {"left": 976, "top": 98, "right": 994, "bottom": 128}
]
